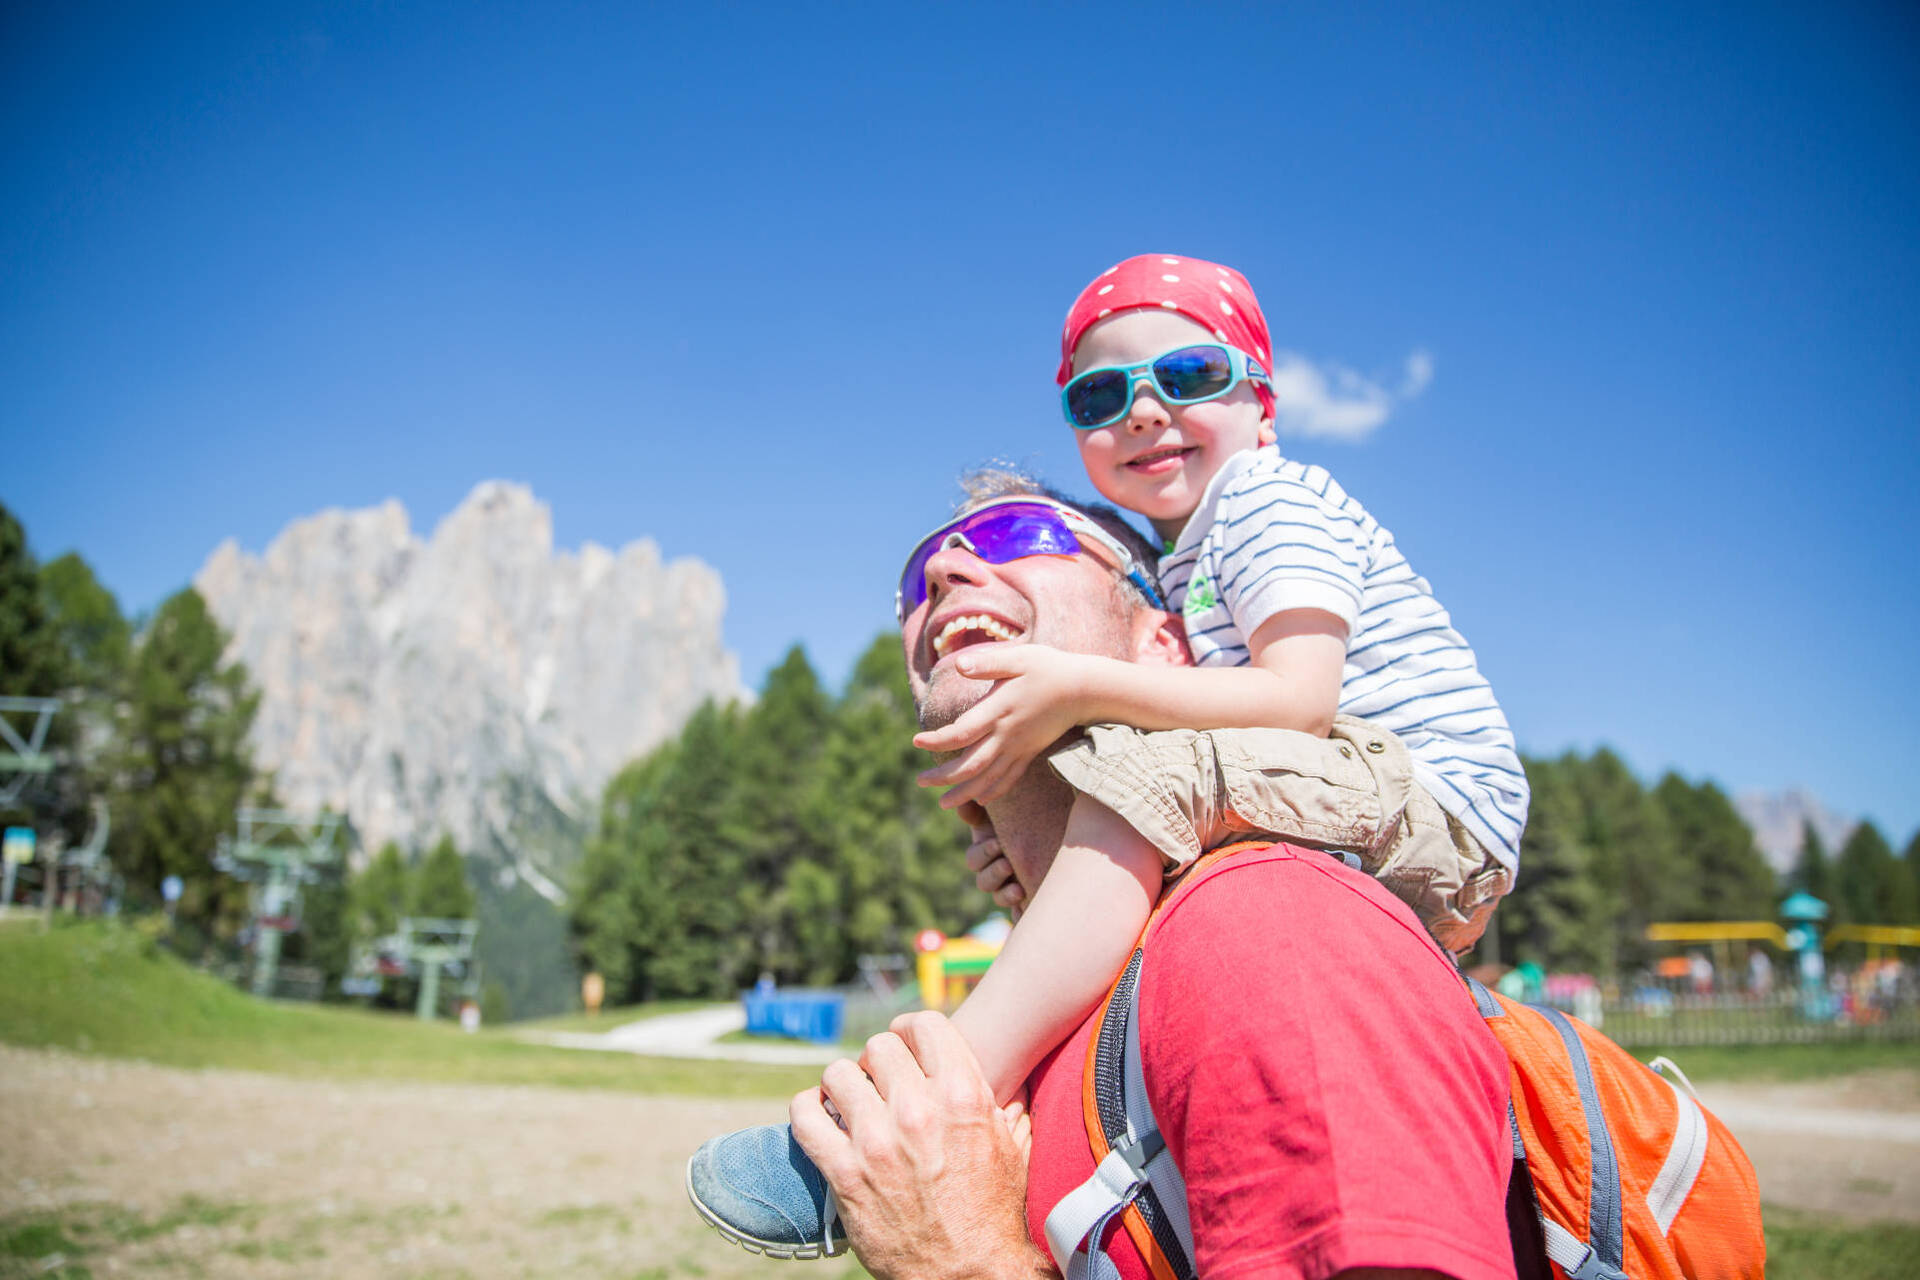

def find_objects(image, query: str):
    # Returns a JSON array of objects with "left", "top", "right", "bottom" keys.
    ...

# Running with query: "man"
[{"left": 791, "top": 482, "right": 1516, "bottom": 1280}]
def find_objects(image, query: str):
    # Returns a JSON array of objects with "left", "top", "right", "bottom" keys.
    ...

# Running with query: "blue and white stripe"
[{"left": 1161, "top": 450, "right": 1528, "bottom": 871}]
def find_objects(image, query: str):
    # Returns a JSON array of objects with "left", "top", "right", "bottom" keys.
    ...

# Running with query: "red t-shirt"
[{"left": 1024, "top": 844, "right": 1515, "bottom": 1280}]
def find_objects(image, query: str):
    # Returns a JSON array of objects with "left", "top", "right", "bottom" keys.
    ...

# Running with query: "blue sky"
[{"left": 5, "top": 2, "right": 1917, "bottom": 841}]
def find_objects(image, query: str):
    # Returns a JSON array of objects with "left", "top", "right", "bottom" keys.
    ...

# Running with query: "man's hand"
[
  {"left": 963, "top": 814, "right": 1027, "bottom": 913},
  {"left": 790, "top": 1012, "right": 1052, "bottom": 1280},
  {"left": 912, "top": 644, "right": 1098, "bottom": 808}
]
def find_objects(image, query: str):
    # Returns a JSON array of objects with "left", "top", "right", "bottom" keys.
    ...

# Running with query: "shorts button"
[
  {"left": 1366, "top": 741, "right": 1386, "bottom": 754},
  {"left": 1339, "top": 745, "right": 1353, "bottom": 758}
]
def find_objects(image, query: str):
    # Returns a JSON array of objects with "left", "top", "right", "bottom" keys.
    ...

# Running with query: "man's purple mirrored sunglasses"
[{"left": 895, "top": 497, "right": 1165, "bottom": 625}]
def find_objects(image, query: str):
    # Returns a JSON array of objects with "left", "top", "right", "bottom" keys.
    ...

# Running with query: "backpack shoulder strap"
[
  {"left": 1045, "top": 844, "right": 1271, "bottom": 1280},
  {"left": 1043, "top": 947, "right": 1196, "bottom": 1280},
  {"left": 1465, "top": 976, "right": 1632, "bottom": 1280}
]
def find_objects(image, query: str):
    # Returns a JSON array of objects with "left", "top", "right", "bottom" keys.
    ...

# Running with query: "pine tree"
[
  {"left": 1562, "top": 748, "right": 1681, "bottom": 970},
  {"left": 584, "top": 700, "right": 757, "bottom": 1000},
  {"left": 39, "top": 553, "right": 130, "bottom": 692},
  {"left": 1834, "top": 822, "right": 1901, "bottom": 926},
  {"left": 352, "top": 841, "right": 411, "bottom": 942},
  {"left": 0, "top": 504, "right": 65, "bottom": 697},
  {"left": 1497, "top": 756, "right": 1609, "bottom": 973},
  {"left": 736, "top": 646, "right": 832, "bottom": 981},
  {"left": 806, "top": 634, "right": 983, "bottom": 981},
  {"left": 1651, "top": 773, "right": 1775, "bottom": 921},
  {"left": 285, "top": 866, "right": 351, "bottom": 996},
  {"left": 104, "top": 588, "right": 258, "bottom": 924},
  {"left": 34, "top": 553, "right": 129, "bottom": 849},
  {"left": 1787, "top": 822, "right": 1834, "bottom": 908},
  {"left": 1898, "top": 831, "right": 1920, "bottom": 924},
  {"left": 410, "top": 835, "right": 476, "bottom": 919}
]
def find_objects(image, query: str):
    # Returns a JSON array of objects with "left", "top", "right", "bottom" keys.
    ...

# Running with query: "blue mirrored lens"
[
  {"left": 1066, "top": 370, "right": 1131, "bottom": 427},
  {"left": 1152, "top": 346, "right": 1233, "bottom": 400}
]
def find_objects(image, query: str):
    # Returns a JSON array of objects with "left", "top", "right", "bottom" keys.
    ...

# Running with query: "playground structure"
[
  {"left": 1625, "top": 894, "right": 1920, "bottom": 1046},
  {"left": 912, "top": 920, "right": 1009, "bottom": 1013},
  {"left": 213, "top": 808, "right": 342, "bottom": 998}
]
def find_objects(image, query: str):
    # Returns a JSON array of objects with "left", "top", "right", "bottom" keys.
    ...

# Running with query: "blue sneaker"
[{"left": 686, "top": 1122, "right": 847, "bottom": 1259}]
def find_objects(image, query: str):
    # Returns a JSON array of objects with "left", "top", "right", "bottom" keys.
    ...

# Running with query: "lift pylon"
[{"left": 213, "top": 807, "right": 342, "bottom": 998}]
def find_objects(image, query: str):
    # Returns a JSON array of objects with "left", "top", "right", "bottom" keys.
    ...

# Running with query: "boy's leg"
[
  {"left": 1044, "top": 719, "right": 1402, "bottom": 869},
  {"left": 1045, "top": 719, "right": 1512, "bottom": 950}
]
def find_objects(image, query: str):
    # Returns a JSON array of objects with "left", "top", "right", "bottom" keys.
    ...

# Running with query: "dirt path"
[
  {"left": 0, "top": 1045, "right": 846, "bottom": 1279},
  {"left": 3, "top": 1046, "right": 1915, "bottom": 1278}
]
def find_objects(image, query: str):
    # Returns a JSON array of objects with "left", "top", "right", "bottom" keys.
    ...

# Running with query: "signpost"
[{"left": 213, "top": 808, "right": 342, "bottom": 999}]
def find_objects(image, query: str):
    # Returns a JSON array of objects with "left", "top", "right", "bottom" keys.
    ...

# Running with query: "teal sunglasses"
[{"left": 1062, "top": 342, "right": 1271, "bottom": 430}]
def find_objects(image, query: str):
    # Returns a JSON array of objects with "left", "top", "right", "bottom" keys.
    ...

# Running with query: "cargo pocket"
[{"left": 1212, "top": 728, "right": 1384, "bottom": 852}]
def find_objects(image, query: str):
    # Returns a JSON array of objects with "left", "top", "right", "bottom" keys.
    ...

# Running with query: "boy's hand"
[{"left": 912, "top": 643, "right": 1094, "bottom": 808}]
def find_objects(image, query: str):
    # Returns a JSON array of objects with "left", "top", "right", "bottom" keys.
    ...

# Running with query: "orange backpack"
[
  {"left": 1043, "top": 847, "right": 1768, "bottom": 1280},
  {"left": 1468, "top": 976, "right": 1766, "bottom": 1280}
]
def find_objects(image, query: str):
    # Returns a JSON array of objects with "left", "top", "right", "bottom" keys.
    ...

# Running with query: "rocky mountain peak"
[{"left": 194, "top": 482, "right": 744, "bottom": 889}]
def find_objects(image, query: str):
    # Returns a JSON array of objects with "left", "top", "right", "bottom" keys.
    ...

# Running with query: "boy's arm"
[
  {"left": 949, "top": 796, "right": 1161, "bottom": 1104},
  {"left": 1078, "top": 606, "right": 1347, "bottom": 734},
  {"left": 916, "top": 608, "right": 1347, "bottom": 808}
]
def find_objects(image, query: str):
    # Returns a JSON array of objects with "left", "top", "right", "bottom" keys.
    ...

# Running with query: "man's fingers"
[
  {"left": 816, "top": 1055, "right": 889, "bottom": 1138},
  {"left": 993, "top": 880, "right": 1026, "bottom": 909},
  {"left": 974, "top": 855, "right": 1015, "bottom": 895},
  {"left": 857, "top": 1029, "right": 927, "bottom": 1102},
  {"left": 964, "top": 836, "right": 1002, "bottom": 874},
  {"left": 790, "top": 1085, "right": 851, "bottom": 1169},
  {"left": 887, "top": 1010, "right": 993, "bottom": 1101}
]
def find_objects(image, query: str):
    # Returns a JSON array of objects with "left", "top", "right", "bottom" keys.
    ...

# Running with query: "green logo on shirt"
[{"left": 1184, "top": 572, "right": 1218, "bottom": 617}]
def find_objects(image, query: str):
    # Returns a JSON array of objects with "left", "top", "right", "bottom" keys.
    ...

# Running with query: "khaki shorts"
[{"left": 1046, "top": 717, "right": 1512, "bottom": 953}]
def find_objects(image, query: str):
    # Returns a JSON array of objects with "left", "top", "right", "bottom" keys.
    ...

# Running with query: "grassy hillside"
[{"left": 0, "top": 918, "right": 815, "bottom": 1098}]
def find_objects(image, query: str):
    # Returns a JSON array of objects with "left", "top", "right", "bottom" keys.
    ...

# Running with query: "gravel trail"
[{"left": 2, "top": 1045, "right": 1914, "bottom": 1278}]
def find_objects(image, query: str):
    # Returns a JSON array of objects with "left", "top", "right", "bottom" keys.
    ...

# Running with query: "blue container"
[{"left": 742, "top": 987, "right": 846, "bottom": 1044}]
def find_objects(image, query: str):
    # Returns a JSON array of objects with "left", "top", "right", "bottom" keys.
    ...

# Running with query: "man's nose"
[
  {"left": 1124, "top": 372, "right": 1171, "bottom": 433},
  {"left": 922, "top": 542, "right": 989, "bottom": 607}
]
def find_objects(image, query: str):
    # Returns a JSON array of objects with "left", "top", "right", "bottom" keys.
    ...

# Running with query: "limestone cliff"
[{"left": 194, "top": 481, "right": 743, "bottom": 893}]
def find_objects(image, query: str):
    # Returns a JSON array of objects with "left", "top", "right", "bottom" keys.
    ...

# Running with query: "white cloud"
[{"left": 1267, "top": 348, "right": 1435, "bottom": 442}]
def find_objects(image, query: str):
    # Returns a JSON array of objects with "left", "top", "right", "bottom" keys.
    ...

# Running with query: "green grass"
[
  {"left": 1626, "top": 1038, "right": 1919, "bottom": 1083},
  {"left": 1765, "top": 1206, "right": 1920, "bottom": 1279},
  {"left": 0, "top": 1197, "right": 258, "bottom": 1280},
  {"left": 0, "top": 919, "right": 819, "bottom": 1098}
]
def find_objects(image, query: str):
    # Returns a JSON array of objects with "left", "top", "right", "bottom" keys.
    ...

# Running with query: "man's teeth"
[{"left": 932, "top": 614, "right": 1022, "bottom": 657}]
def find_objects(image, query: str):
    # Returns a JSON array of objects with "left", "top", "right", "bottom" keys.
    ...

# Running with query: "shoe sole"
[{"left": 684, "top": 1157, "right": 847, "bottom": 1261}]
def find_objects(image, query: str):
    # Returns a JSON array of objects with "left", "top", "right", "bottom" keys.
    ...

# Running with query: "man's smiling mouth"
[{"left": 931, "top": 614, "right": 1024, "bottom": 658}]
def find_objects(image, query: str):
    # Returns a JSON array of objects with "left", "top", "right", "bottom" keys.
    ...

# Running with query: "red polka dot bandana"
[{"left": 1057, "top": 253, "right": 1276, "bottom": 419}]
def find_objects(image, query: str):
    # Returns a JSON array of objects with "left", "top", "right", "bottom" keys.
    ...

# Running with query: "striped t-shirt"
[{"left": 1159, "top": 449, "right": 1528, "bottom": 871}]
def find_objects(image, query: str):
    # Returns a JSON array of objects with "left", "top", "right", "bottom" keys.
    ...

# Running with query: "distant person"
[{"left": 736, "top": 483, "right": 1515, "bottom": 1276}]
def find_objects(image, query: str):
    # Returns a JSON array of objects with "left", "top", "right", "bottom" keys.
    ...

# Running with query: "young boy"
[
  {"left": 687, "top": 253, "right": 1527, "bottom": 1262},
  {"left": 919, "top": 253, "right": 1527, "bottom": 955}
]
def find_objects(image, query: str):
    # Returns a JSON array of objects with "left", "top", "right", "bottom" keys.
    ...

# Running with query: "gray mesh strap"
[
  {"left": 1466, "top": 974, "right": 1505, "bottom": 1019},
  {"left": 1535, "top": 1005, "right": 1624, "bottom": 1273},
  {"left": 1120, "top": 971, "right": 1196, "bottom": 1272}
]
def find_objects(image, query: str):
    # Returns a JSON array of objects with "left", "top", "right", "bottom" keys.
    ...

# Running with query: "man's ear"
[{"left": 1131, "top": 609, "right": 1193, "bottom": 668}]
